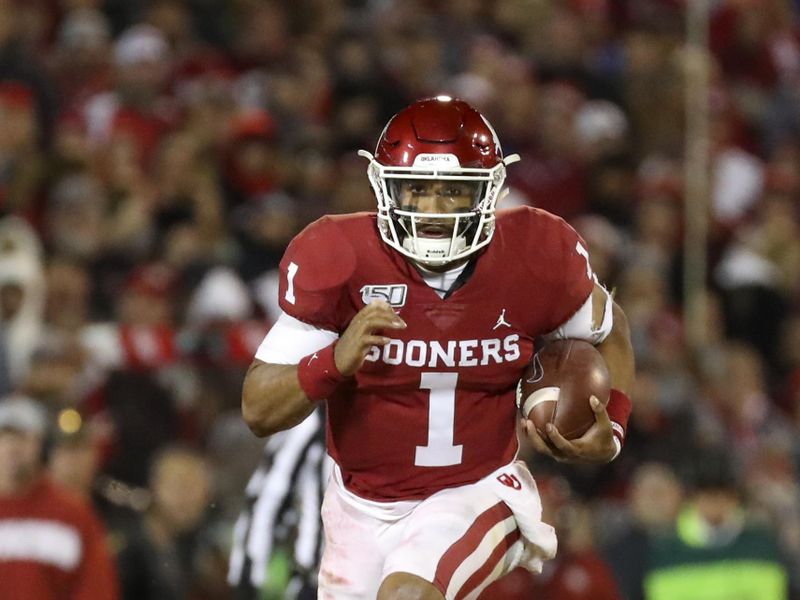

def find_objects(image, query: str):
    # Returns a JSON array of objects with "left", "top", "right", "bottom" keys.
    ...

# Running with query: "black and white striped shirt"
[{"left": 228, "top": 409, "right": 329, "bottom": 599}]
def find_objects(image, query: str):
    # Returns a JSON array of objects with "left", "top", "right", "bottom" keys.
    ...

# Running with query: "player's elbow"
[
  {"left": 241, "top": 399, "right": 272, "bottom": 437},
  {"left": 242, "top": 393, "right": 290, "bottom": 438}
]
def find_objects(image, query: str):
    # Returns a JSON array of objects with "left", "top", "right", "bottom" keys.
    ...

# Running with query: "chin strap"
[{"left": 401, "top": 234, "right": 467, "bottom": 264}]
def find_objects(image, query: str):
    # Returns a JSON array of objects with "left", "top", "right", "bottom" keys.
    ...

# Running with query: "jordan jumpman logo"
[{"left": 493, "top": 309, "right": 511, "bottom": 330}]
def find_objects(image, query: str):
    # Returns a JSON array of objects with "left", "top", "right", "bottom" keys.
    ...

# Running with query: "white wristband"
[{"left": 611, "top": 435, "right": 622, "bottom": 461}]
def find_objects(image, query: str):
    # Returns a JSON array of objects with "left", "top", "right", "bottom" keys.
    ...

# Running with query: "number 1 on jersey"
[
  {"left": 285, "top": 262, "right": 299, "bottom": 304},
  {"left": 576, "top": 241, "right": 593, "bottom": 280},
  {"left": 415, "top": 373, "right": 463, "bottom": 467}
]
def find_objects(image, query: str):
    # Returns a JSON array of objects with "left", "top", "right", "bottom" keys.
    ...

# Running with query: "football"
[{"left": 517, "top": 339, "right": 611, "bottom": 440}]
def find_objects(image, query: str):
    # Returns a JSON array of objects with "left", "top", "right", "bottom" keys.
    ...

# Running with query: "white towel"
[{"left": 487, "top": 460, "right": 558, "bottom": 573}]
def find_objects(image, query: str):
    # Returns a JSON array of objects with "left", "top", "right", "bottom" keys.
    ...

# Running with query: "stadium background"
[{"left": 1, "top": 0, "right": 799, "bottom": 597}]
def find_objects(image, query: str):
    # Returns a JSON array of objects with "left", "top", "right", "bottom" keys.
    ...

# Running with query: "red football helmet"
[{"left": 359, "top": 96, "right": 519, "bottom": 266}]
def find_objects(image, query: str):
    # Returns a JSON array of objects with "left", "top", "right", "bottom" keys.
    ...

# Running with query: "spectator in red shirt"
[{"left": 0, "top": 396, "right": 120, "bottom": 600}]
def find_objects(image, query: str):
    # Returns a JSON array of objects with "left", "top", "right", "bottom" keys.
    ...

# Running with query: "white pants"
[{"left": 318, "top": 461, "right": 557, "bottom": 600}]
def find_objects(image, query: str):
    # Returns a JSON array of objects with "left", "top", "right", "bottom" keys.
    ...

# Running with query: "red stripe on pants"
[
  {"left": 433, "top": 501, "right": 514, "bottom": 594},
  {"left": 455, "top": 528, "right": 521, "bottom": 599}
]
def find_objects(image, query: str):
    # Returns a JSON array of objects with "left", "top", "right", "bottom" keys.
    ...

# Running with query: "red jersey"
[
  {"left": 0, "top": 477, "right": 120, "bottom": 600},
  {"left": 278, "top": 206, "right": 594, "bottom": 501}
]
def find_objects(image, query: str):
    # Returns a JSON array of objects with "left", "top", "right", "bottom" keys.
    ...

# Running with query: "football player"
[{"left": 241, "top": 96, "right": 635, "bottom": 599}]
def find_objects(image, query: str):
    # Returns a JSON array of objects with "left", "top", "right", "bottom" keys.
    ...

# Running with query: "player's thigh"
[
  {"left": 382, "top": 486, "right": 524, "bottom": 600},
  {"left": 318, "top": 484, "right": 387, "bottom": 599}
]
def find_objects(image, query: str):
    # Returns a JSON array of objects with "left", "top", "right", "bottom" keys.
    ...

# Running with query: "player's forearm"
[
  {"left": 596, "top": 302, "right": 635, "bottom": 394},
  {"left": 241, "top": 360, "right": 317, "bottom": 437}
]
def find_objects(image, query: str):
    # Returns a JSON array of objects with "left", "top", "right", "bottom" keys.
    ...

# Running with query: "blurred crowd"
[{"left": 1, "top": 0, "right": 800, "bottom": 598}]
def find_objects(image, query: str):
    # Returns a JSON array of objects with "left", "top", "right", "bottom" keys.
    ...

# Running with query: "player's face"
[
  {"left": 395, "top": 180, "right": 477, "bottom": 213},
  {"left": 393, "top": 180, "right": 480, "bottom": 236}
]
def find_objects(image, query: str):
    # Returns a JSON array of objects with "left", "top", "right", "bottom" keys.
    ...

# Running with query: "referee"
[{"left": 228, "top": 408, "right": 329, "bottom": 600}]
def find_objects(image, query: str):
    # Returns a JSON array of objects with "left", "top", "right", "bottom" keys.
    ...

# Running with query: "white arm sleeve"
[
  {"left": 255, "top": 312, "right": 339, "bottom": 365},
  {"left": 542, "top": 284, "right": 614, "bottom": 345}
]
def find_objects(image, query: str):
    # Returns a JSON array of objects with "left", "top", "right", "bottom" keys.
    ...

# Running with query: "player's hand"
[
  {"left": 335, "top": 300, "right": 406, "bottom": 376},
  {"left": 523, "top": 396, "right": 617, "bottom": 464}
]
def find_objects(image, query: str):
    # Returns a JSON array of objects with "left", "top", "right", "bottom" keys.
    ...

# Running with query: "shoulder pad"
[{"left": 278, "top": 216, "right": 358, "bottom": 330}]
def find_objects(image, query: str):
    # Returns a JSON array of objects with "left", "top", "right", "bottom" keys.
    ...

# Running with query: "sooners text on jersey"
[{"left": 278, "top": 206, "right": 594, "bottom": 501}]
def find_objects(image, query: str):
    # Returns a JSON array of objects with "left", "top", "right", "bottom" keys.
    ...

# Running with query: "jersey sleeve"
[
  {"left": 278, "top": 216, "right": 357, "bottom": 332},
  {"left": 542, "top": 285, "right": 614, "bottom": 345},
  {"left": 529, "top": 213, "right": 596, "bottom": 335},
  {"left": 255, "top": 312, "right": 339, "bottom": 364}
]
